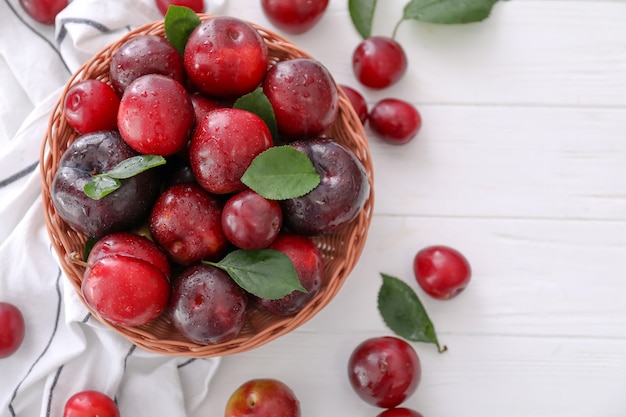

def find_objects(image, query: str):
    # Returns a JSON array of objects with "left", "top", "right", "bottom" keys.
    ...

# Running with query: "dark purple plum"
[
  {"left": 280, "top": 138, "right": 370, "bottom": 236},
  {"left": 109, "top": 35, "right": 186, "bottom": 96},
  {"left": 169, "top": 264, "right": 248, "bottom": 345},
  {"left": 51, "top": 130, "right": 160, "bottom": 239}
]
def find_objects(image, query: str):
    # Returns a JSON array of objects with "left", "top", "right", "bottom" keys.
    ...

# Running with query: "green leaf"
[
  {"left": 378, "top": 273, "right": 446, "bottom": 352},
  {"left": 105, "top": 155, "right": 167, "bottom": 179},
  {"left": 164, "top": 5, "right": 202, "bottom": 55},
  {"left": 82, "top": 155, "right": 166, "bottom": 200},
  {"left": 402, "top": 0, "right": 499, "bottom": 24},
  {"left": 241, "top": 146, "right": 320, "bottom": 200},
  {"left": 349, "top": 0, "right": 378, "bottom": 38},
  {"left": 83, "top": 175, "right": 121, "bottom": 200},
  {"left": 83, "top": 236, "right": 98, "bottom": 260},
  {"left": 233, "top": 88, "right": 278, "bottom": 140},
  {"left": 206, "top": 249, "right": 307, "bottom": 300}
]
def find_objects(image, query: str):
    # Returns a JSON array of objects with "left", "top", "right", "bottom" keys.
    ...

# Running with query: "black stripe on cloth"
[
  {"left": 177, "top": 358, "right": 197, "bottom": 369},
  {"left": 113, "top": 345, "right": 137, "bottom": 404},
  {"left": 2, "top": 0, "right": 71, "bottom": 74},
  {"left": 0, "top": 161, "right": 38, "bottom": 189},
  {"left": 80, "top": 312, "right": 91, "bottom": 323},
  {"left": 44, "top": 365, "right": 64, "bottom": 417},
  {"left": 8, "top": 268, "right": 63, "bottom": 417},
  {"left": 122, "top": 344, "right": 136, "bottom": 371},
  {"left": 56, "top": 17, "right": 113, "bottom": 46}
]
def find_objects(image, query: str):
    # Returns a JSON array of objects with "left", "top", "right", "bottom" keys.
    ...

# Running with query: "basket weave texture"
[{"left": 40, "top": 15, "right": 374, "bottom": 358}]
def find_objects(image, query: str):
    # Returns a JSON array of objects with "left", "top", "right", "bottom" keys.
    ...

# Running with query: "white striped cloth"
[{"left": 0, "top": 1, "right": 227, "bottom": 416}]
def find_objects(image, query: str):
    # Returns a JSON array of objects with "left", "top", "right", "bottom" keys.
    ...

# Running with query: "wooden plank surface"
[{"left": 195, "top": 1, "right": 626, "bottom": 416}]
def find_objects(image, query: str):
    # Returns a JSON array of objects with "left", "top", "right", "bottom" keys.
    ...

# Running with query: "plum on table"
[
  {"left": 352, "top": 36, "right": 407, "bottom": 89},
  {"left": 225, "top": 378, "right": 301, "bottom": 417},
  {"left": 261, "top": 0, "right": 329, "bottom": 34},
  {"left": 0, "top": 302, "right": 25, "bottom": 359},
  {"left": 348, "top": 336, "right": 421, "bottom": 408}
]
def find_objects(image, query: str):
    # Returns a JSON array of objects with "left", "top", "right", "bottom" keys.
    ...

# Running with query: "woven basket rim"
[{"left": 39, "top": 14, "right": 374, "bottom": 358}]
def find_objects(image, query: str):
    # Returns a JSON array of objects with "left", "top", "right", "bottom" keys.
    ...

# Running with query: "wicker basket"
[{"left": 40, "top": 15, "right": 374, "bottom": 358}]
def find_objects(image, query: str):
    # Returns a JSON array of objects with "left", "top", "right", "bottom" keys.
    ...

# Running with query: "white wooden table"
[{"left": 195, "top": 1, "right": 626, "bottom": 416}]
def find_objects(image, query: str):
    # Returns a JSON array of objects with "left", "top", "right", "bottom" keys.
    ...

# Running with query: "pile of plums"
[{"left": 50, "top": 14, "right": 370, "bottom": 346}]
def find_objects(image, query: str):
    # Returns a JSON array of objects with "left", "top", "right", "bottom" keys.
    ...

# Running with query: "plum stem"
[{"left": 68, "top": 252, "right": 91, "bottom": 268}]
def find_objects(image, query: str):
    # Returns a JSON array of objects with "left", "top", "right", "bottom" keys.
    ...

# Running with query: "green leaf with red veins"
[
  {"left": 378, "top": 273, "right": 447, "bottom": 352},
  {"left": 349, "top": 0, "right": 378, "bottom": 38},
  {"left": 402, "top": 0, "right": 499, "bottom": 24},
  {"left": 164, "top": 5, "right": 201, "bottom": 55},
  {"left": 234, "top": 88, "right": 278, "bottom": 140},
  {"left": 241, "top": 146, "right": 320, "bottom": 200},
  {"left": 205, "top": 249, "right": 307, "bottom": 300}
]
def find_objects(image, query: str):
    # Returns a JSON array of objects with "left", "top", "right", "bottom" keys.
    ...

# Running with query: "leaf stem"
[{"left": 392, "top": 17, "right": 404, "bottom": 40}]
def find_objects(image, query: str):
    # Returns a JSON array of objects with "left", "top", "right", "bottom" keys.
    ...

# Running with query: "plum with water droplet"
[{"left": 280, "top": 138, "right": 369, "bottom": 236}]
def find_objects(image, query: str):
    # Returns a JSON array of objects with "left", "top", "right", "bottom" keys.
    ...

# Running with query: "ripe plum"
[
  {"left": 19, "top": 0, "right": 67, "bottom": 24},
  {"left": 339, "top": 84, "right": 368, "bottom": 125},
  {"left": 82, "top": 254, "right": 170, "bottom": 326},
  {"left": 0, "top": 302, "right": 25, "bottom": 358},
  {"left": 263, "top": 58, "right": 338, "bottom": 140},
  {"left": 149, "top": 183, "right": 228, "bottom": 265},
  {"left": 87, "top": 232, "right": 171, "bottom": 280},
  {"left": 353, "top": 36, "right": 407, "bottom": 89},
  {"left": 109, "top": 35, "right": 186, "bottom": 96},
  {"left": 117, "top": 74, "right": 194, "bottom": 156},
  {"left": 348, "top": 336, "right": 421, "bottom": 408},
  {"left": 51, "top": 130, "right": 161, "bottom": 239},
  {"left": 369, "top": 98, "right": 421, "bottom": 145},
  {"left": 155, "top": 0, "right": 205, "bottom": 16},
  {"left": 184, "top": 16, "right": 269, "bottom": 98},
  {"left": 281, "top": 138, "right": 369, "bottom": 236},
  {"left": 261, "top": 0, "right": 329, "bottom": 34},
  {"left": 190, "top": 92, "right": 224, "bottom": 123},
  {"left": 64, "top": 80, "right": 120, "bottom": 135},
  {"left": 63, "top": 390, "right": 119, "bottom": 417},
  {"left": 225, "top": 378, "right": 301, "bottom": 417},
  {"left": 414, "top": 245, "right": 471, "bottom": 300},
  {"left": 221, "top": 190, "right": 282, "bottom": 250},
  {"left": 169, "top": 264, "right": 248, "bottom": 344},
  {"left": 189, "top": 108, "right": 273, "bottom": 194}
]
